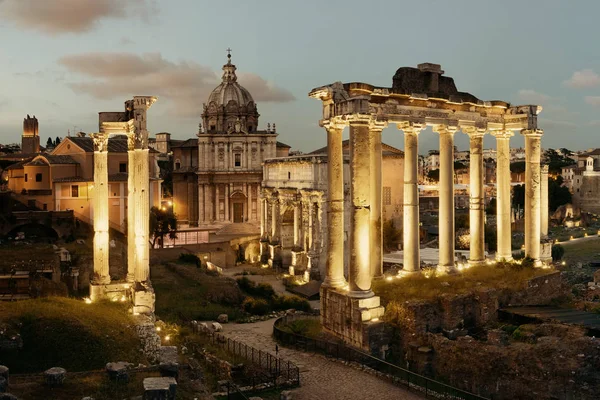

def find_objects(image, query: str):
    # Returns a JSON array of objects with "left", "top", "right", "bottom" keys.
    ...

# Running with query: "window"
[
  {"left": 43, "top": 203, "right": 47, "bottom": 211},
  {"left": 35, "top": 173, "right": 42, "bottom": 182},
  {"left": 210, "top": 125, "right": 216, "bottom": 131},
  {"left": 383, "top": 187, "right": 392, "bottom": 205},
  {"left": 175, "top": 159, "right": 181, "bottom": 170},
  {"left": 71, "top": 185, "right": 79, "bottom": 198},
  {"left": 234, "top": 153, "right": 241, "bottom": 167},
  {"left": 119, "top": 162, "right": 127, "bottom": 173},
  {"left": 288, "top": 172, "right": 291, "bottom": 180},
  {"left": 24, "top": 174, "right": 28, "bottom": 182}
]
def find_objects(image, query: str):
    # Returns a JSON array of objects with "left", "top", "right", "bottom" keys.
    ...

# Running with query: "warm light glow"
[
  {"left": 167, "top": 200, "right": 173, "bottom": 206},
  {"left": 156, "top": 327, "right": 161, "bottom": 332},
  {"left": 386, "top": 276, "right": 393, "bottom": 282},
  {"left": 164, "top": 335, "right": 171, "bottom": 341},
  {"left": 84, "top": 297, "right": 92, "bottom": 304},
  {"left": 570, "top": 236, "right": 574, "bottom": 241},
  {"left": 120, "top": 295, "right": 126, "bottom": 302},
  {"left": 371, "top": 318, "right": 380, "bottom": 322},
  {"left": 161, "top": 206, "right": 166, "bottom": 211},
  {"left": 561, "top": 261, "right": 566, "bottom": 266},
  {"left": 111, "top": 297, "right": 118, "bottom": 302},
  {"left": 123, "top": 284, "right": 130, "bottom": 289}
]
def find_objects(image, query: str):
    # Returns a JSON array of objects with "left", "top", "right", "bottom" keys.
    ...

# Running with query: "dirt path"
[{"left": 222, "top": 319, "right": 422, "bottom": 400}]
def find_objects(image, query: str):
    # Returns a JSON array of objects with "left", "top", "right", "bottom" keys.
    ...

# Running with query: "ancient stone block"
[
  {"left": 143, "top": 377, "right": 177, "bottom": 400},
  {"left": 158, "top": 346, "right": 179, "bottom": 378},
  {"left": 212, "top": 322, "right": 223, "bottom": 332},
  {"left": 133, "top": 286, "right": 156, "bottom": 314},
  {"left": 44, "top": 367, "right": 66, "bottom": 387},
  {"left": 105, "top": 362, "right": 133, "bottom": 382},
  {"left": 217, "top": 314, "right": 229, "bottom": 324}
]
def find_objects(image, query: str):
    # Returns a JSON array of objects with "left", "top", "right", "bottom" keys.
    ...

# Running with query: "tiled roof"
[
  {"left": 5, "top": 159, "right": 31, "bottom": 170},
  {"left": 44, "top": 155, "right": 78, "bottom": 164},
  {"left": 171, "top": 139, "right": 198, "bottom": 148},
  {"left": 65, "top": 136, "right": 129, "bottom": 153},
  {"left": 276, "top": 141, "right": 291, "bottom": 148},
  {"left": 53, "top": 176, "right": 92, "bottom": 183}
]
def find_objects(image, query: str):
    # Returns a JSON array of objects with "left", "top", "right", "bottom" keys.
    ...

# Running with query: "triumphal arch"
[
  {"left": 310, "top": 63, "right": 544, "bottom": 350},
  {"left": 89, "top": 96, "right": 157, "bottom": 314}
]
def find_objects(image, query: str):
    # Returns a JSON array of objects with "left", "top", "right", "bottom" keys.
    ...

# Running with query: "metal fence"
[
  {"left": 207, "top": 332, "right": 301, "bottom": 387},
  {"left": 273, "top": 314, "right": 489, "bottom": 400}
]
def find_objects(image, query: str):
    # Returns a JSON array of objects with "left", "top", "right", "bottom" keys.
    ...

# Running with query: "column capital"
[
  {"left": 397, "top": 121, "right": 426, "bottom": 134},
  {"left": 433, "top": 123, "right": 459, "bottom": 135},
  {"left": 462, "top": 126, "right": 486, "bottom": 137},
  {"left": 541, "top": 164, "right": 549, "bottom": 174},
  {"left": 321, "top": 117, "right": 346, "bottom": 132},
  {"left": 492, "top": 130, "right": 514, "bottom": 139},
  {"left": 344, "top": 114, "right": 387, "bottom": 131},
  {"left": 521, "top": 128, "right": 544, "bottom": 137},
  {"left": 90, "top": 133, "right": 109, "bottom": 152}
]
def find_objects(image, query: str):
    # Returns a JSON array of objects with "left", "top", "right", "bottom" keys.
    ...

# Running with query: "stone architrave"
[
  {"left": 91, "top": 133, "right": 110, "bottom": 285},
  {"left": 369, "top": 121, "right": 386, "bottom": 278},
  {"left": 323, "top": 121, "right": 347, "bottom": 288},
  {"left": 493, "top": 130, "right": 514, "bottom": 261},
  {"left": 464, "top": 126, "right": 486, "bottom": 265},
  {"left": 434, "top": 124, "right": 458, "bottom": 274},
  {"left": 541, "top": 164, "right": 549, "bottom": 237},
  {"left": 398, "top": 122, "right": 425, "bottom": 274},
  {"left": 348, "top": 116, "right": 374, "bottom": 297},
  {"left": 523, "top": 129, "right": 544, "bottom": 263}
]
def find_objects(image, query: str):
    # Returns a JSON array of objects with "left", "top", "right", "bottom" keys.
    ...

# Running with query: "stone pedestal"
[
  {"left": 267, "top": 244, "right": 282, "bottom": 268},
  {"left": 133, "top": 283, "right": 156, "bottom": 315},
  {"left": 89, "top": 282, "right": 131, "bottom": 302},
  {"left": 320, "top": 286, "right": 385, "bottom": 352},
  {"left": 540, "top": 239, "right": 553, "bottom": 263},
  {"left": 44, "top": 367, "right": 66, "bottom": 387},
  {"left": 143, "top": 377, "right": 177, "bottom": 400}
]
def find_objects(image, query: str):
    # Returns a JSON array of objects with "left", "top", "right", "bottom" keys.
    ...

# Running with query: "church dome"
[{"left": 201, "top": 50, "right": 260, "bottom": 134}]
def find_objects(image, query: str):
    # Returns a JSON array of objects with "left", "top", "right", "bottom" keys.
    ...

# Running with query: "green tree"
[
  {"left": 149, "top": 206, "right": 177, "bottom": 248},
  {"left": 545, "top": 148, "right": 575, "bottom": 175},
  {"left": 548, "top": 176, "right": 571, "bottom": 212},
  {"left": 46, "top": 137, "right": 53, "bottom": 148},
  {"left": 427, "top": 169, "right": 439, "bottom": 182},
  {"left": 510, "top": 161, "right": 526, "bottom": 174},
  {"left": 512, "top": 184, "right": 525, "bottom": 208},
  {"left": 55, "top": 137, "right": 61, "bottom": 146},
  {"left": 383, "top": 219, "right": 401, "bottom": 252}
]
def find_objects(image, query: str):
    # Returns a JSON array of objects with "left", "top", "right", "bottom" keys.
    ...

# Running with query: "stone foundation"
[
  {"left": 89, "top": 282, "right": 131, "bottom": 302},
  {"left": 267, "top": 244, "right": 281, "bottom": 268},
  {"left": 89, "top": 281, "right": 155, "bottom": 315},
  {"left": 320, "top": 286, "right": 387, "bottom": 353},
  {"left": 133, "top": 283, "right": 156, "bottom": 315}
]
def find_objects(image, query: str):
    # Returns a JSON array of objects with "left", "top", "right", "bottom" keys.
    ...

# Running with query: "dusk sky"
[{"left": 1, "top": 0, "right": 599, "bottom": 153}]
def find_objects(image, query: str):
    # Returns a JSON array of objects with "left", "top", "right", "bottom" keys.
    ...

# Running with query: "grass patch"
[
  {"left": 278, "top": 318, "right": 323, "bottom": 338},
  {"left": 152, "top": 262, "right": 245, "bottom": 323},
  {"left": 373, "top": 264, "right": 553, "bottom": 304},
  {"left": 561, "top": 236, "right": 600, "bottom": 264},
  {"left": 0, "top": 297, "right": 145, "bottom": 373}
]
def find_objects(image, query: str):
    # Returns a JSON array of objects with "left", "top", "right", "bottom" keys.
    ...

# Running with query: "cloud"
[
  {"left": 563, "top": 69, "right": 600, "bottom": 89},
  {"left": 58, "top": 52, "right": 295, "bottom": 118},
  {"left": 517, "top": 89, "right": 552, "bottom": 105},
  {"left": 588, "top": 120, "right": 600, "bottom": 127},
  {"left": 585, "top": 96, "right": 600, "bottom": 107},
  {"left": 0, "top": 0, "right": 156, "bottom": 34}
]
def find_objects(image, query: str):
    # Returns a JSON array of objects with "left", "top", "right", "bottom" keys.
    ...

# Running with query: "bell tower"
[{"left": 22, "top": 114, "right": 40, "bottom": 154}]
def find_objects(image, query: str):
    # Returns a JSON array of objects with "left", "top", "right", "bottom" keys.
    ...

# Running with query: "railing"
[
  {"left": 207, "top": 332, "right": 300, "bottom": 387},
  {"left": 273, "top": 314, "right": 489, "bottom": 400}
]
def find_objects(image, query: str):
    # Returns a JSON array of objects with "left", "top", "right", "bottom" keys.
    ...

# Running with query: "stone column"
[
  {"left": 398, "top": 122, "right": 424, "bottom": 274},
  {"left": 126, "top": 139, "right": 136, "bottom": 282},
  {"left": 324, "top": 123, "right": 346, "bottom": 288},
  {"left": 293, "top": 200, "right": 300, "bottom": 247},
  {"left": 348, "top": 117, "right": 373, "bottom": 297},
  {"left": 215, "top": 184, "right": 221, "bottom": 221},
  {"left": 247, "top": 183, "right": 252, "bottom": 221},
  {"left": 434, "top": 124, "right": 458, "bottom": 273},
  {"left": 225, "top": 184, "right": 230, "bottom": 222},
  {"left": 541, "top": 165, "right": 549, "bottom": 237},
  {"left": 260, "top": 196, "right": 266, "bottom": 237},
  {"left": 91, "top": 133, "right": 110, "bottom": 285},
  {"left": 523, "top": 129, "right": 544, "bottom": 262},
  {"left": 307, "top": 198, "right": 314, "bottom": 251},
  {"left": 465, "top": 127, "right": 486, "bottom": 265},
  {"left": 133, "top": 148, "right": 150, "bottom": 282},
  {"left": 198, "top": 184, "right": 204, "bottom": 225},
  {"left": 205, "top": 184, "right": 212, "bottom": 223},
  {"left": 494, "top": 131, "right": 514, "bottom": 261},
  {"left": 271, "top": 194, "right": 280, "bottom": 243},
  {"left": 369, "top": 122, "right": 386, "bottom": 278}
]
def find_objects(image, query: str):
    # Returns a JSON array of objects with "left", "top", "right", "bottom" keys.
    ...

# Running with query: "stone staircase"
[{"left": 215, "top": 223, "right": 260, "bottom": 237}]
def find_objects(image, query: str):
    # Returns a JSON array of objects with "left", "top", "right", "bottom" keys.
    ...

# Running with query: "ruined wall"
[{"left": 578, "top": 175, "right": 600, "bottom": 214}]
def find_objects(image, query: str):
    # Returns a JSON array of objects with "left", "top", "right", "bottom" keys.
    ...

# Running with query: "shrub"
[
  {"left": 178, "top": 253, "right": 200, "bottom": 267},
  {"left": 272, "top": 295, "right": 311, "bottom": 312},
  {"left": 521, "top": 257, "right": 536, "bottom": 269},
  {"left": 242, "top": 297, "right": 270, "bottom": 315},
  {"left": 551, "top": 244, "right": 565, "bottom": 262},
  {"left": 236, "top": 277, "right": 276, "bottom": 299}
]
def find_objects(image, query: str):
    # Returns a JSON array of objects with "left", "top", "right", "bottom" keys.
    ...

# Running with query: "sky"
[{"left": 0, "top": 0, "right": 599, "bottom": 154}]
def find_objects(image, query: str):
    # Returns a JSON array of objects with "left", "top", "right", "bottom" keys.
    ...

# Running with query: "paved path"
[{"left": 222, "top": 319, "right": 422, "bottom": 400}]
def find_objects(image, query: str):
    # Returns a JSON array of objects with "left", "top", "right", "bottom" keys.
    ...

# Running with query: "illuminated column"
[
  {"left": 247, "top": 183, "right": 252, "bottom": 221},
  {"left": 260, "top": 195, "right": 266, "bottom": 238},
  {"left": 465, "top": 127, "right": 486, "bottom": 265},
  {"left": 307, "top": 199, "right": 314, "bottom": 251},
  {"left": 126, "top": 138, "right": 136, "bottom": 282},
  {"left": 541, "top": 165, "right": 549, "bottom": 237},
  {"left": 398, "top": 122, "right": 424, "bottom": 274},
  {"left": 324, "top": 122, "right": 346, "bottom": 288},
  {"left": 348, "top": 117, "right": 373, "bottom": 297},
  {"left": 225, "top": 184, "right": 230, "bottom": 222},
  {"left": 205, "top": 184, "right": 212, "bottom": 223},
  {"left": 198, "top": 184, "right": 205, "bottom": 225},
  {"left": 91, "top": 133, "right": 110, "bottom": 285},
  {"left": 435, "top": 124, "right": 458, "bottom": 273},
  {"left": 133, "top": 148, "right": 150, "bottom": 282},
  {"left": 494, "top": 131, "right": 513, "bottom": 261},
  {"left": 215, "top": 184, "right": 221, "bottom": 221},
  {"left": 369, "top": 122, "right": 386, "bottom": 278},
  {"left": 293, "top": 200, "right": 300, "bottom": 247},
  {"left": 271, "top": 194, "right": 280, "bottom": 243},
  {"left": 523, "top": 129, "right": 543, "bottom": 262}
]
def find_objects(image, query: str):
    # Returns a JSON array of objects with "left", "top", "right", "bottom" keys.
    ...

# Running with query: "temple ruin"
[
  {"left": 309, "top": 63, "right": 547, "bottom": 350},
  {"left": 89, "top": 96, "right": 157, "bottom": 314}
]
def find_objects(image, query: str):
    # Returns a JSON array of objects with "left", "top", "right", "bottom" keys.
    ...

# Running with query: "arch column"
[
  {"left": 369, "top": 121, "right": 386, "bottom": 278},
  {"left": 398, "top": 122, "right": 425, "bottom": 274},
  {"left": 523, "top": 129, "right": 544, "bottom": 263},
  {"left": 91, "top": 133, "right": 110, "bottom": 285},
  {"left": 465, "top": 127, "right": 486, "bottom": 265},
  {"left": 494, "top": 130, "right": 513, "bottom": 261},
  {"left": 434, "top": 124, "right": 458, "bottom": 274},
  {"left": 348, "top": 117, "right": 373, "bottom": 298},
  {"left": 323, "top": 122, "right": 347, "bottom": 288}
]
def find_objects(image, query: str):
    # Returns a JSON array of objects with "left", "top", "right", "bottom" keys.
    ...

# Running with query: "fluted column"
[
  {"left": 205, "top": 184, "right": 212, "bottom": 224},
  {"left": 494, "top": 131, "right": 513, "bottom": 261},
  {"left": 541, "top": 165, "right": 549, "bottom": 237},
  {"left": 369, "top": 122, "right": 386, "bottom": 278},
  {"left": 397, "top": 122, "right": 423, "bottom": 274},
  {"left": 198, "top": 184, "right": 204, "bottom": 225},
  {"left": 271, "top": 194, "right": 280, "bottom": 243},
  {"left": 435, "top": 124, "right": 458, "bottom": 273},
  {"left": 91, "top": 133, "right": 110, "bottom": 285},
  {"left": 260, "top": 196, "right": 266, "bottom": 238},
  {"left": 465, "top": 127, "right": 486, "bottom": 265},
  {"left": 348, "top": 117, "right": 373, "bottom": 297},
  {"left": 523, "top": 129, "right": 544, "bottom": 262},
  {"left": 126, "top": 140, "right": 136, "bottom": 282},
  {"left": 225, "top": 184, "right": 230, "bottom": 222},
  {"left": 247, "top": 183, "right": 252, "bottom": 222},
  {"left": 293, "top": 200, "right": 300, "bottom": 247},
  {"left": 324, "top": 122, "right": 346, "bottom": 288}
]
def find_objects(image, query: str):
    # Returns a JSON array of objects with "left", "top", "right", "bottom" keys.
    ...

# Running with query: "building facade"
[{"left": 172, "top": 53, "right": 289, "bottom": 228}]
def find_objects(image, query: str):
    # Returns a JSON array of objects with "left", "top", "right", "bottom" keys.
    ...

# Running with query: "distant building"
[{"left": 573, "top": 149, "right": 600, "bottom": 213}]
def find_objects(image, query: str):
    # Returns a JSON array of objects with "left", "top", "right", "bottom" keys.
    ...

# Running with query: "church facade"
[{"left": 172, "top": 53, "right": 290, "bottom": 228}]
